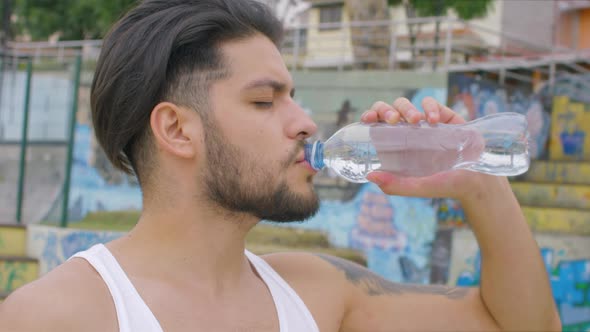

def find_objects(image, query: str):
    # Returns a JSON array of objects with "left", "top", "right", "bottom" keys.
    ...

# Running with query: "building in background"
[
  {"left": 555, "top": 0, "right": 590, "bottom": 51},
  {"left": 284, "top": 0, "right": 590, "bottom": 74}
]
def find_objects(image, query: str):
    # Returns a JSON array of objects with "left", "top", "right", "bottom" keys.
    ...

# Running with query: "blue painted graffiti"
[
  {"left": 448, "top": 73, "right": 551, "bottom": 160},
  {"left": 282, "top": 183, "right": 437, "bottom": 284},
  {"left": 68, "top": 124, "right": 142, "bottom": 221},
  {"left": 456, "top": 248, "right": 590, "bottom": 330},
  {"left": 560, "top": 131, "right": 586, "bottom": 156}
]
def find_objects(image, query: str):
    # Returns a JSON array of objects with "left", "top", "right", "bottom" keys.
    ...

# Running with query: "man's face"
[{"left": 200, "top": 34, "right": 319, "bottom": 222}]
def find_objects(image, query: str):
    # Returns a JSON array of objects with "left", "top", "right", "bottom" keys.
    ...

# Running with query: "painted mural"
[
  {"left": 451, "top": 229, "right": 590, "bottom": 331},
  {"left": 27, "top": 225, "right": 124, "bottom": 275},
  {"left": 66, "top": 124, "right": 142, "bottom": 221},
  {"left": 283, "top": 182, "right": 438, "bottom": 284},
  {"left": 550, "top": 96, "right": 590, "bottom": 161},
  {"left": 0, "top": 259, "right": 38, "bottom": 294},
  {"left": 447, "top": 73, "right": 551, "bottom": 160}
]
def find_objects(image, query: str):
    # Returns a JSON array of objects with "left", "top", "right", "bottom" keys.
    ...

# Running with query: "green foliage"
[
  {"left": 13, "top": 0, "right": 138, "bottom": 40},
  {"left": 388, "top": 0, "right": 493, "bottom": 20}
]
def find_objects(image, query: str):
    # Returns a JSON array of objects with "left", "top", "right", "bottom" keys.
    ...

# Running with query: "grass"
[
  {"left": 70, "top": 210, "right": 366, "bottom": 265},
  {"left": 71, "top": 210, "right": 140, "bottom": 232}
]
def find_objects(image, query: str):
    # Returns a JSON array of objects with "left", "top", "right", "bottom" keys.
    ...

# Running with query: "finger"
[
  {"left": 421, "top": 97, "right": 441, "bottom": 124},
  {"left": 361, "top": 101, "right": 398, "bottom": 124},
  {"left": 421, "top": 97, "right": 465, "bottom": 125},
  {"left": 439, "top": 102, "right": 466, "bottom": 124},
  {"left": 392, "top": 97, "right": 424, "bottom": 124},
  {"left": 360, "top": 109, "right": 378, "bottom": 123}
]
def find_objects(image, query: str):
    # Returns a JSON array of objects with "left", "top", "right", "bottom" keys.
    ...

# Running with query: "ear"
[{"left": 149, "top": 102, "right": 200, "bottom": 160}]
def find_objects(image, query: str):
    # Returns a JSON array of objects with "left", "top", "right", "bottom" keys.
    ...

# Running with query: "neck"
[{"left": 108, "top": 195, "right": 260, "bottom": 291}]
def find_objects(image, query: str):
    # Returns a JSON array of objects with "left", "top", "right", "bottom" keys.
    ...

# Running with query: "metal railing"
[
  {"left": 5, "top": 39, "right": 102, "bottom": 64},
  {"left": 4, "top": 16, "right": 588, "bottom": 76},
  {"left": 281, "top": 16, "right": 588, "bottom": 75}
]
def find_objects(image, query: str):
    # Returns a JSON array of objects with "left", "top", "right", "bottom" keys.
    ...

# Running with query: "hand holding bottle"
[{"left": 361, "top": 97, "right": 507, "bottom": 201}]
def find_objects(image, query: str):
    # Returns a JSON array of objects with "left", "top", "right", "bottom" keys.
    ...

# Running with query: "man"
[{"left": 1, "top": 1, "right": 560, "bottom": 331}]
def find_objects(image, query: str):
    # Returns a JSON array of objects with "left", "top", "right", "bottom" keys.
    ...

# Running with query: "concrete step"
[
  {"left": 511, "top": 182, "right": 590, "bottom": 210},
  {"left": 0, "top": 256, "right": 39, "bottom": 294},
  {"left": 0, "top": 224, "right": 27, "bottom": 256},
  {"left": 516, "top": 161, "right": 590, "bottom": 185},
  {"left": 522, "top": 206, "right": 590, "bottom": 235}
]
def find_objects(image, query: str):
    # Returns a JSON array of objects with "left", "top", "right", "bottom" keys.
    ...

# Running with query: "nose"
[{"left": 286, "top": 101, "right": 318, "bottom": 141}]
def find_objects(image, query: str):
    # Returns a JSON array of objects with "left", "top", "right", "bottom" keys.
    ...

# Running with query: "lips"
[{"left": 295, "top": 152, "right": 306, "bottom": 163}]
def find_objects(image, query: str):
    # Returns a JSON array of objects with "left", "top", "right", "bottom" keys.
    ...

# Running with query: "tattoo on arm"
[{"left": 315, "top": 254, "right": 468, "bottom": 300}]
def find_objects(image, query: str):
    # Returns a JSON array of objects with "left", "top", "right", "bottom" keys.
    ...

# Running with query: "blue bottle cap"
[{"left": 304, "top": 141, "right": 325, "bottom": 171}]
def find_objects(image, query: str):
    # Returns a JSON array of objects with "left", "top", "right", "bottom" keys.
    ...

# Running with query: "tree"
[
  {"left": 14, "top": 0, "right": 311, "bottom": 41},
  {"left": 1, "top": 0, "right": 13, "bottom": 46},
  {"left": 387, "top": 0, "right": 493, "bottom": 69},
  {"left": 13, "top": 0, "right": 137, "bottom": 41}
]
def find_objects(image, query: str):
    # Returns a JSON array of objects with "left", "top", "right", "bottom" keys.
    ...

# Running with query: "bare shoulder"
[
  {"left": 261, "top": 251, "right": 354, "bottom": 288},
  {"left": 264, "top": 251, "right": 469, "bottom": 299},
  {"left": 262, "top": 251, "right": 380, "bottom": 293},
  {"left": 0, "top": 257, "right": 117, "bottom": 332},
  {"left": 261, "top": 252, "right": 358, "bottom": 331},
  {"left": 263, "top": 252, "right": 494, "bottom": 332}
]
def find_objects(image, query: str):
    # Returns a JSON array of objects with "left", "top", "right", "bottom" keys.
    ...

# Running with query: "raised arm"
[
  {"left": 353, "top": 97, "right": 561, "bottom": 331},
  {"left": 315, "top": 253, "right": 500, "bottom": 332}
]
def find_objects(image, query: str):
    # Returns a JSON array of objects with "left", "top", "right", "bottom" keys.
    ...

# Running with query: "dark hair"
[{"left": 91, "top": 0, "right": 283, "bottom": 184}]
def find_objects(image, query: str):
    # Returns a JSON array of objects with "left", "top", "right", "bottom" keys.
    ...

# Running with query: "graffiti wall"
[
  {"left": 0, "top": 225, "right": 38, "bottom": 294},
  {"left": 287, "top": 182, "right": 438, "bottom": 284},
  {"left": 550, "top": 96, "right": 590, "bottom": 161},
  {"left": 447, "top": 73, "right": 551, "bottom": 160},
  {"left": 27, "top": 225, "right": 125, "bottom": 275},
  {"left": 0, "top": 258, "right": 38, "bottom": 294},
  {"left": 65, "top": 124, "right": 142, "bottom": 221},
  {"left": 451, "top": 229, "right": 590, "bottom": 331}
]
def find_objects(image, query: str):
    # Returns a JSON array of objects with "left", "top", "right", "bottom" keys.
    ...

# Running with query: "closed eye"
[{"left": 254, "top": 101, "right": 273, "bottom": 109}]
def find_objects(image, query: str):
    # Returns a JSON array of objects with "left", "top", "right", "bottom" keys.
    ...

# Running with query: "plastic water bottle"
[{"left": 305, "top": 112, "right": 530, "bottom": 183}]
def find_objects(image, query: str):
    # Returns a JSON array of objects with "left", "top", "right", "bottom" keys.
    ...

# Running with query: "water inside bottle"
[
  {"left": 471, "top": 130, "right": 529, "bottom": 175},
  {"left": 322, "top": 140, "right": 381, "bottom": 183},
  {"left": 370, "top": 125, "right": 485, "bottom": 177},
  {"left": 321, "top": 116, "right": 530, "bottom": 182}
]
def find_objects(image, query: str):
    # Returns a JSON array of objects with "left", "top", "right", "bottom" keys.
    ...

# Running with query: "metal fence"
[{"left": 0, "top": 52, "right": 82, "bottom": 226}]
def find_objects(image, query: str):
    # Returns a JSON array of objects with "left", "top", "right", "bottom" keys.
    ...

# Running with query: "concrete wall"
[
  {"left": 293, "top": 70, "right": 446, "bottom": 132},
  {"left": 0, "top": 71, "right": 72, "bottom": 142},
  {"left": 558, "top": 10, "right": 577, "bottom": 49},
  {"left": 501, "top": 0, "right": 555, "bottom": 48},
  {"left": 580, "top": 9, "right": 590, "bottom": 49}
]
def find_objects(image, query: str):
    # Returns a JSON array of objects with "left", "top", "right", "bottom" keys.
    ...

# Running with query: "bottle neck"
[{"left": 304, "top": 141, "right": 325, "bottom": 171}]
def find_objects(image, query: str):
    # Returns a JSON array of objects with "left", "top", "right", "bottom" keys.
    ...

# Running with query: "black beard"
[{"left": 202, "top": 119, "right": 319, "bottom": 222}]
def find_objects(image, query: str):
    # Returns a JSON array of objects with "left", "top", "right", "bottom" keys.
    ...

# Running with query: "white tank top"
[{"left": 71, "top": 244, "right": 319, "bottom": 332}]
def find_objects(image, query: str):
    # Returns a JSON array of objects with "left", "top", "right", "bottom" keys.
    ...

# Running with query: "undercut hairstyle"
[{"left": 91, "top": 0, "right": 283, "bottom": 185}]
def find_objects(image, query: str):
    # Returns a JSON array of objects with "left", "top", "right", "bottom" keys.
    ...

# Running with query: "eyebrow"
[{"left": 242, "top": 79, "right": 295, "bottom": 97}]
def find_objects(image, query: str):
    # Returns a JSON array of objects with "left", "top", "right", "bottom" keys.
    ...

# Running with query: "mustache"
[{"left": 283, "top": 141, "right": 306, "bottom": 167}]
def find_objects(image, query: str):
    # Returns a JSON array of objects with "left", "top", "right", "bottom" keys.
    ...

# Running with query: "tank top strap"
[
  {"left": 70, "top": 244, "right": 163, "bottom": 332},
  {"left": 245, "top": 250, "right": 320, "bottom": 332}
]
